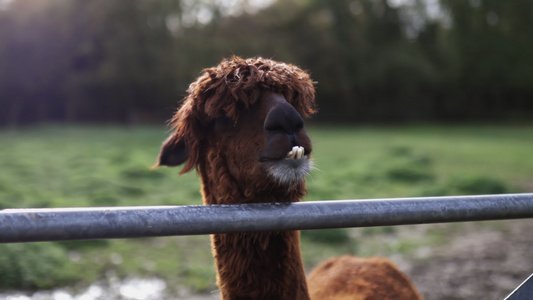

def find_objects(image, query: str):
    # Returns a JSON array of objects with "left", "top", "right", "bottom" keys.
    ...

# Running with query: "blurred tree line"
[{"left": 0, "top": 0, "right": 532, "bottom": 127}]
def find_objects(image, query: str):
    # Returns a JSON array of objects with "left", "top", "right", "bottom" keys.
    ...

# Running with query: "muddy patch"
[{"left": 408, "top": 219, "right": 533, "bottom": 300}]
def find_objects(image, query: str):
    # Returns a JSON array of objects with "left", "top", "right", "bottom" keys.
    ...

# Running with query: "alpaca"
[{"left": 155, "top": 56, "right": 422, "bottom": 300}]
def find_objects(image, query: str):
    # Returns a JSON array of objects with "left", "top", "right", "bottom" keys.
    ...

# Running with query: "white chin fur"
[{"left": 265, "top": 156, "right": 312, "bottom": 186}]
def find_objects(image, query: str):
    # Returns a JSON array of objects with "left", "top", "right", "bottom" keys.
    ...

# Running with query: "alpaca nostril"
[
  {"left": 264, "top": 122, "right": 302, "bottom": 135},
  {"left": 289, "top": 133, "right": 297, "bottom": 146}
]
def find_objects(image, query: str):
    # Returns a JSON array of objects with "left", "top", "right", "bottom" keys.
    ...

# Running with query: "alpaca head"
[{"left": 156, "top": 57, "right": 317, "bottom": 193}]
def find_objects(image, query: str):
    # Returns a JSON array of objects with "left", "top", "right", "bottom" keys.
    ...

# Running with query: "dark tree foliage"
[{"left": 0, "top": 0, "right": 531, "bottom": 127}]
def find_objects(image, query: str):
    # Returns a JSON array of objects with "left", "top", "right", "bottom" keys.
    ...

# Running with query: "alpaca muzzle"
[{"left": 263, "top": 147, "right": 312, "bottom": 186}]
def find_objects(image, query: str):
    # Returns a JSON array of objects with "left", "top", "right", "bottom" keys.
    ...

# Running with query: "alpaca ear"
[{"left": 154, "top": 134, "right": 189, "bottom": 168}]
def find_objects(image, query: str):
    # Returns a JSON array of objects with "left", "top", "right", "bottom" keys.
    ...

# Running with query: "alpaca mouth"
[
  {"left": 286, "top": 146, "right": 305, "bottom": 160},
  {"left": 263, "top": 146, "right": 312, "bottom": 185}
]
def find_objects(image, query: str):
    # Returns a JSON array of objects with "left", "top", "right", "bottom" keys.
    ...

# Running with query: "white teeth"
[
  {"left": 286, "top": 149, "right": 295, "bottom": 159},
  {"left": 286, "top": 146, "right": 304, "bottom": 160},
  {"left": 296, "top": 147, "right": 303, "bottom": 159}
]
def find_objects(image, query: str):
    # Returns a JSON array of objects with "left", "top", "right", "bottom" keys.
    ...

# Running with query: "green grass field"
[{"left": 1, "top": 124, "right": 532, "bottom": 293}]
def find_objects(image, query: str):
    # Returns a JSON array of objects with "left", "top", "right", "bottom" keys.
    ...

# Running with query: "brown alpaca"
[{"left": 156, "top": 56, "right": 422, "bottom": 300}]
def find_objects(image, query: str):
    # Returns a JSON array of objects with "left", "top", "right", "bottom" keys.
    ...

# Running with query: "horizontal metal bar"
[{"left": 1, "top": 193, "right": 533, "bottom": 243}]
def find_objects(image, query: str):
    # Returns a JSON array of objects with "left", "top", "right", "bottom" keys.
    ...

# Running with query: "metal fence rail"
[{"left": 1, "top": 193, "right": 533, "bottom": 243}]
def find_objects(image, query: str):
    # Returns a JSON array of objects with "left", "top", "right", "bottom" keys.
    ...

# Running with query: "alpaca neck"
[
  {"left": 212, "top": 231, "right": 310, "bottom": 300},
  {"left": 199, "top": 163, "right": 310, "bottom": 300}
]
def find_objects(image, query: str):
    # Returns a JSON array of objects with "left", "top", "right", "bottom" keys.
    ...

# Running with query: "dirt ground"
[{"left": 408, "top": 219, "right": 533, "bottom": 300}]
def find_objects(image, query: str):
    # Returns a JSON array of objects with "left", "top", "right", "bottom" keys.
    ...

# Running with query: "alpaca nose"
[
  {"left": 260, "top": 99, "right": 312, "bottom": 161},
  {"left": 264, "top": 102, "right": 305, "bottom": 146}
]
